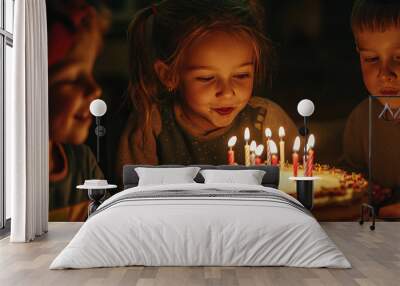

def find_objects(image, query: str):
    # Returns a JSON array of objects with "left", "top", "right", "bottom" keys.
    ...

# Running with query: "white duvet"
[{"left": 50, "top": 183, "right": 351, "bottom": 269}]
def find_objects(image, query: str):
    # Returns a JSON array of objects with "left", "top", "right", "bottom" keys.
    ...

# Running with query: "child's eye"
[
  {"left": 364, "top": 57, "right": 379, "bottom": 63},
  {"left": 234, "top": 73, "right": 251, "bottom": 79},
  {"left": 196, "top": 76, "right": 214, "bottom": 82},
  {"left": 54, "top": 78, "right": 80, "bottom": 87}
]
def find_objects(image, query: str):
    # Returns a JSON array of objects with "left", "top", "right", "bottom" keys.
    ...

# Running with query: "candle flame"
[
  {"left": 250, "top": 140, "right": 257, "bottom": 151},
  {"left": 279, "top": 126, "right": 285, "bottom": 138},
  {"left": 268, "top": 140, "right": 278, "bottom": 154},
  {"left": 264, "top": 128, "right": 272, "bottom": 138},
  {"left": 228, "top": 136, "right": 237, "bottom": 148},
  {"left": 244, "top": 127, "right": 250, "bottom": 141},
  {"left": 307, "top": 134, "right": 315, "bottom": 150},
  {"left": 293, "top": 136, "right": 301, "bottom": 152},
  {"left": 255, "top": 144, "right": 264, "bottom": 156}
]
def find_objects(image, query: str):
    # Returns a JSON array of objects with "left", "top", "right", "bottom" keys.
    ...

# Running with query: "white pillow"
[
  {"left": 135, "top": 167, "right": 201, "bottom": 186},
  {"left": 200, "top": 169, "right": 266, "bottom": 185}
]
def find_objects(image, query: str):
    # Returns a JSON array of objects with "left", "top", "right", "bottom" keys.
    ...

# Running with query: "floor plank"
[{"left": 0, "top": 222, "right": 399, "bottom": 286}]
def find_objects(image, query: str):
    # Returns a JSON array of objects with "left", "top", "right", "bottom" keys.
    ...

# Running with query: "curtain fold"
[{"left": 8, "top": 0, "right": 48, "bottom": 242}]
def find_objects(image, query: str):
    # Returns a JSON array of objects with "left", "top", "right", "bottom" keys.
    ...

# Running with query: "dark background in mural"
[{"left": 87, "top": 0, "right": 364, "bottom": 183}]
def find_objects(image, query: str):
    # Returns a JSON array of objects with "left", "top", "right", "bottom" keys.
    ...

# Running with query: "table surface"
[
  {"left": 76, "top": 184, "right": 117, "bottom": 190},
  {"left": 288, "top": 176, "right": 321, "bottom": 181}
]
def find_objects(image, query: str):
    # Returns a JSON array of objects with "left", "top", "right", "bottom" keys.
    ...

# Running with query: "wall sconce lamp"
[
  {"left": 89, "top": 99, "right": 107, "bottom": 163},
  {"left": 297, "top": 99, "right": 315, "bottom": 168}
]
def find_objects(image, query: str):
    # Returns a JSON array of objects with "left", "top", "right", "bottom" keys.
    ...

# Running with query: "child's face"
[
  {"left": 49, "top": 34, "right": 101, "bottom": 144},
  {"left": 179, "top": 31, "right": 255, "bottom": 129},
  {"left": 355, "top": 27, "right": 400, "bottom": 107}
]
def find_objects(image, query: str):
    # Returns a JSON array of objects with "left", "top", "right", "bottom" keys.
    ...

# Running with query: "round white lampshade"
[
  {"left": 297, "top": 99, "right": 315, "bottom": 117},
  {"left": 90, "top": 99, "right": 107, "bottom": 117}
]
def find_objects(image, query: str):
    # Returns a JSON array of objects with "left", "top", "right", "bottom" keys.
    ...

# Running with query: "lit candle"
[
  {"left": 249, "top": 140, "right": 257, "bottom": 165},
  {"left": 268, "top": 140, "right": 278, "bottom": 166},
  {"left": 227, "top": 136, "right": 237, "bottom": 165},
  {"left": 244, "top": 128, "right": 250, "bottom": 166},
  {"left": 292, "top": 136, "right": 301, "bottom": 177},
  {"left": 255, "top": 144, "right": 264, "bottom": 165},
  {"left": 279, "top": 126, "right": 285, "bottom": 166},
  {"left": 305, "top": 134, "right": 315, "bottom": 176},
  {"left": 264, "top": 128, "right": 272, "bottom": 165}
]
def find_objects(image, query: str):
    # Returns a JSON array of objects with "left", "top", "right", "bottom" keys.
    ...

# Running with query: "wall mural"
[{"left": 46, "top": 0, "right": 400, "bottom": 221}]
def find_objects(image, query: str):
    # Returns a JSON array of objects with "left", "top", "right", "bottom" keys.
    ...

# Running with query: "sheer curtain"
[{"left": 7, "top": 0, "right": 48, "bottom": 242}]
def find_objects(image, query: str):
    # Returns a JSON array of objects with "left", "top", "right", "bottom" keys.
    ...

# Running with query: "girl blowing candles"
[{"left": 116, "top": 0, "right": 297, "bottom": 177}]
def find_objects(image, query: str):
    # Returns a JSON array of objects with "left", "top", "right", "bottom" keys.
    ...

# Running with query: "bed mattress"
[{"left": 50, "top": 183, "right": 351, "bottom": 269}]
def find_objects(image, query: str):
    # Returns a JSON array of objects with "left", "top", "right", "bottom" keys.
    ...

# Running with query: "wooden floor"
[{"left": 0, "top": 222, "right": 399, "bottom": 286}]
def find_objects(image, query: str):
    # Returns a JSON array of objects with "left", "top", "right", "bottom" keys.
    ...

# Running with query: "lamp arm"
[
  {"left": 96, "top": 117, "right": 100, "bottom": 163},
  {"left": 303, "top": 116, "right": 308, "bottom": 176}
]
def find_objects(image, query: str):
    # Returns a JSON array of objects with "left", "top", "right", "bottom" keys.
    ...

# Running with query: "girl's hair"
[
  {"left": 351, "top": 0, "right": 400, "bottom": 33},
  {"left": 46, "top": 0, "right": 110, "bottom": 71},
  {"left": 127, "top": 0, "right": 274, "bottom": 128}
]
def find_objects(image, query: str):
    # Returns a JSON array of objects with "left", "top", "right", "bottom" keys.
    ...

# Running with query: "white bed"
[{"left": 50, "top": 183, "right": 351, "bottom": 269}]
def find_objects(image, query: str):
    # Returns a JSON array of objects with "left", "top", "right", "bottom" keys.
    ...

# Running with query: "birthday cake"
[{"left": 278, "top": 164, "right": 368, "bottom": 208}]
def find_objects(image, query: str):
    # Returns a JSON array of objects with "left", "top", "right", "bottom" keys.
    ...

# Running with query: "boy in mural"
[
  {"left": 47, "top": 0, "right": 108, "bottom": 221},
  {"left": 116, "top": 0, "right": 297, "bottom": 178},
  {"left": 344, "top": 0, "right": 400, "bottom": 217}
]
